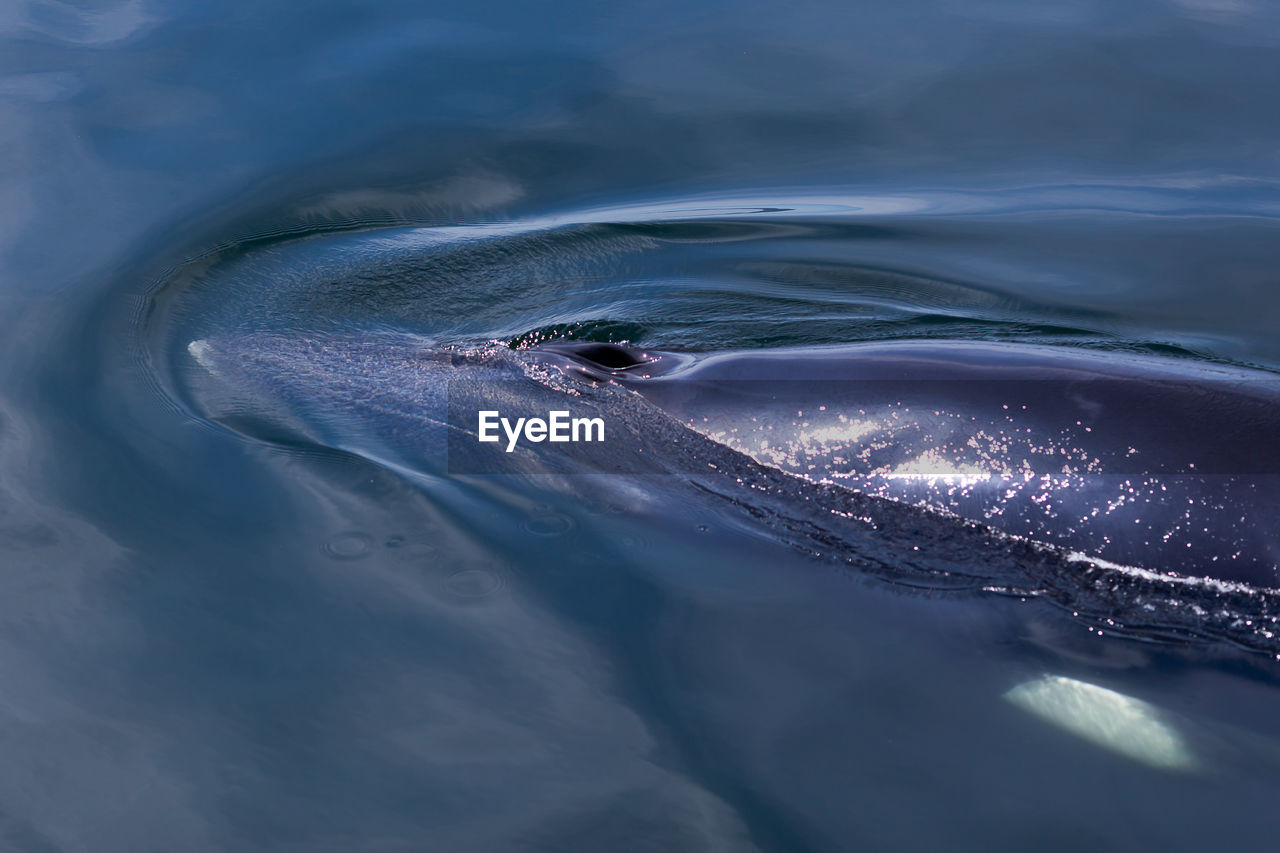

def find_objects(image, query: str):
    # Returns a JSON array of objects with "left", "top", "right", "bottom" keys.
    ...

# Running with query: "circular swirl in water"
[
  {"left": 522, "top": 513, "right": 577, "bottom": 538},
  {"left": 322, "top": 531, "right": 375, "bottom": 561}
]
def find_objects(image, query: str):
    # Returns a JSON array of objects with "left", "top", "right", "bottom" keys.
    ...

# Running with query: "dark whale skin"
[{"left": 539, "top": 339, "right": 1280, "bottom": 587}]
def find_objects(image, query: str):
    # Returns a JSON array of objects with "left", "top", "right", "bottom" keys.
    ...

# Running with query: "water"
[{"left": 6, "top": 1, "right": 1280, "bottom": 849}]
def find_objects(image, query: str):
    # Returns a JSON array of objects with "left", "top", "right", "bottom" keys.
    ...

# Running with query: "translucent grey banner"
[{"left": 444, "top": 377, "right": 1280, "bottom": 477}]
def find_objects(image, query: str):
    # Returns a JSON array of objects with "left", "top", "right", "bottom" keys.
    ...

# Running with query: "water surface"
[{"left": 5, "top": 1, "right": 1280, "bottom": 850}]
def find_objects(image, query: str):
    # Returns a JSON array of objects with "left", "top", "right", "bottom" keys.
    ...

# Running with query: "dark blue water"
[{"left": 6, "top": 1, "right": 1280, "bottom": 850}]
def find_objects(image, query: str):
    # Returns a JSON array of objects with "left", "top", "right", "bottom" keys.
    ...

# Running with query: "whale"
[
  {"left": 180, "top": 331, "right": 1280, "bottom": 658},
  {"left": 544, "top": 339, "right": 1280, "bottom": 585}
]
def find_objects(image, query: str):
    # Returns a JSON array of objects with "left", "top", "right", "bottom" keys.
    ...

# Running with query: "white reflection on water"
[{"left": 1006, "top": 675, "right": 1198, "bottom": 772}]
